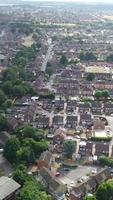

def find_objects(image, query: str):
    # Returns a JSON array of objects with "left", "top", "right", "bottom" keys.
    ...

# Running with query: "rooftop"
[
  {"left": 85, "top": 66, "right": 111, "bottom": 74},
  {"left": 0, "top": 176, "right": 20, "bottom": 200}
]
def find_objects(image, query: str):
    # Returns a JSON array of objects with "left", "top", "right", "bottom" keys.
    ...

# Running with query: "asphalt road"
[{"left": 41, "top": 38, "right": 53, "bottom": 72}]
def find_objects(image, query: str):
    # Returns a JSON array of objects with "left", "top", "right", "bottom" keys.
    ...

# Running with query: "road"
[
  {"left": 46, "top": 74, "right": 56, "bottom": 92},
  {"left": 41, "top": 38, "right": 53, "bottom": 72},
  {"left": 105, "top": 116, "right": 113, "bottom": 157}
]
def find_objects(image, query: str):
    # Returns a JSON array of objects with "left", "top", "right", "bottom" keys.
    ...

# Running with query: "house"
[
  {"left": 0, "top": 54, "right": 7, "bottom": 66},
  {"left": 54, "top": 100, "right": 64, "bottom": 111},
  {"left": 66, "top": 115, "right": 78, "bottom": 129},
  {"left": 52, "top": 115, "right": 64, "bottom": 128},
  {"left": 53, "top": 129, "right": 66, "bottom": 145},
  {"left": 103, "top": 102, "right": 113, "bottom": 115},
  {"left": 95, "top": 143, "right": 109, "bottom": 156},
  {"left": 43, "top": 99, "right": 53, "bottom": 111},
  {"left": 92, "top": 168, "right": 111, "bottom": 186},
  {"left": 80, "top": 84, "right": 93, "bottom": 97},
  {"left": 36, "top": 115, "right": 50, "bottom": 128},
  {"left": 66, "top": 100, "right": 77, "bottom": 112},
  {"left": 91, "top": 102, "right": 102, "bottom": 115},
  {"left": 79, "top": 141, "right": 87, "bottom": 157},
  {"left": 94, "top": 80, "right": 113, "bottom": 90},
  {"left": 85, "top": 142, "right": 93, "bottom": 156},
  {"left": 39, "top": 167, "right": 66, "bottom": 200},
  {"left": 80, "top": 113, "right": 92, "bottom": 127},
  {"left": 78, "top": 103, "right": 90, "bottom": 113},
  {"left": 0, "top": 176, "right": 20, "bottom": 200},
  {"left": 70, "top": 186, "right": 83, "bottom": 200},
  {"left": 24, "top": 103, "right": 37, "bottom": 123},
  {"left": 37, "top": 150, "right": 52, "bottom": 170}
]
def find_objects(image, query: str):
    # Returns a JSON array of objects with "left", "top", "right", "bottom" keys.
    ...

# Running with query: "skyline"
[{"left": 22, "top": 0, "right": 113, "bottom": 3}]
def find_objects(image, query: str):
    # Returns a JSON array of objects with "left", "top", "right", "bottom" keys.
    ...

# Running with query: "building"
[
  {"left": 39, "top": 167, "right": 66, "bottom": 200},
  {"left": 0, "top": 176, "right": 20, "bottom": 200}
]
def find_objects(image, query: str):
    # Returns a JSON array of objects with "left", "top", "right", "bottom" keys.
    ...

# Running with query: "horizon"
[{"left": 21, "top": 0, "right": 113, "bottom": 3}]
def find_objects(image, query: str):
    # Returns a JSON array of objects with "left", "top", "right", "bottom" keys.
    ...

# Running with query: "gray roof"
[
  {"left": 0, "top": 176, "right": 20, "bottom": 200},
  {"left": 0, "top": 54, "right": 5, "bottom": 60},
  {"left": 39, "top": 150, "right": 52, "bottom": 164}
]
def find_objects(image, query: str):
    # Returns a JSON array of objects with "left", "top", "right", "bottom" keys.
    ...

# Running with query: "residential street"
[{"left": 41, "top": 38, "right": 53, "bottom": 72}]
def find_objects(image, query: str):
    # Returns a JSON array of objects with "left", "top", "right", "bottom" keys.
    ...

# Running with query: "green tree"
[
  {"left": 106, "top": 54, "right": 113, "bottom": 62},
  {"left": 0, "top": 115, "right": 8, "bottom": 131},
  {"left": 4, "top": 136, "right": 20, "bottom": 163},
  {"left": 2, "top": 68, "right": 18, "bottom": 83},
  {"left": 99, "top": 156, "right": 113, "bottom": 167},
  {"left": 2, "top": 81, "right": 13, "bottom": 96},
  {"left": 94, "top": 90, "right": 102, "bottom": 100},
  {"left": 16, "top": 147, "right": 35, "bottom": 164},
  {"left": 79, "top": 52, "right": 97, "bottom": 61},
  {"left": 96, "top": 180, "right": 113, "bottom": 200},
  {"left": 13, "top": 164, "right": 32, "bottom": 186},
  {"left": 22, "top": 125, "right": 36, "bottom": 138},
  {"left": 84, "top": 195, "right": 96, "bottom": 200},
  {"left": 13, "top": 85, "right": 26, "bottom": 97},
  {"left": 0, "top": 89, "right": 7, "bottom": 105},
  {"left": 86, "top": 73, "right": 95, "bottom": 81},
  {"left": 18, "top": 181, "right": 51, "bottom": 200},
  {"left": 60, "top": 55, "right": 68, "bottom": 65},
  {"left": 64, "top": 141, "right": 76, "bottom": 158},
  {"left": 46, "top": 67, "right": 54, "bottom": 77},
  {"left": 102, "top": 90, "right": 109, "bottom": 99}
]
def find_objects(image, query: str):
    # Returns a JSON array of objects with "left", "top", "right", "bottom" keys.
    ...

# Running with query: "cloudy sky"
[{"left": 24, "top": 0, "right": 113, "bottom": 3}]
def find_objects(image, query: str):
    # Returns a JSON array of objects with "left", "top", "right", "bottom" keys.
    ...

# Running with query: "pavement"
[{"left": 58, "top": 165, "right": 101, "bottom": 187}]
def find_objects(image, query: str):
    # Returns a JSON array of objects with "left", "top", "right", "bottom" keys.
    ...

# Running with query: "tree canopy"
[
  {"left": 86, "top": 73, "right": 95, "bottom": 81},
  {"left": 79, "top": 52, "right": 97, "bottom": 61},
  {"left": 64, "top": 140, "right": 76, "bottom": 159},
  {"left": 60, "top": 54, "right": 68, "bottom": 65},
  {"left": 96, "top": 180, "right": 113, "bottom": 200}
]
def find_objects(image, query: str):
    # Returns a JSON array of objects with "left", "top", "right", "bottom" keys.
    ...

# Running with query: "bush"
[
  {"left": 99, "top": 156, "right": 113, "bottom": 167},
  {"left": 90, "top": 137, "right": 112, "bottom": 142}
]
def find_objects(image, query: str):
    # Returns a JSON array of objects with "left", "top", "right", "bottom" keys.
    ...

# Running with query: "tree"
[
  {"left": 102, "top": 90, "right": 109, "bottom": 99},
  {"left": 13, "top": 85, "right": 26, "bottom": 97},
  {"left": 86, "top": 73, "right": 95, "bottom": 81},
  {"left": 0, "top": 89, "right": 7, "bottom": 105},
  {"left": 13, "top": 164, "right": 32, "bottom": 186},
  {"left": 18, "top": 181, "right": 51, "bottom": 200},
  {"left": 2, "top": 99, "right": 12, "bottom": 110},
  {"left": 0, "top": 115, "right": 8, "bottom": 131},
  {"left": 2, "top": 81, "right": 13, "bottom": 96},
  {"left": 106, "top": 54, "right": 113, "bottom": 62},
  {"left": 84, "top": 195, "right": 96, "bottom": 200},
  {"left": 99, "top": 156, "right": 113, "bottom": 167},
  {"left": 16, "top": 147, "right": 35, "bottom": 164},
  {"left": 22, "top": 125, "right": 36, "bottom": 138},
  {"left": 96, "top": 180, "right": 113, "bottom": 200},
  {"left": 94, "top": 90, "right": 102, "bottom": 100},
  {"left": 4, "top": 136, "right": 20, "bottom": 163},
  {"left": 60, "top": 55, "right": 68, "bottom": 65},
  {"left": 79, "top": 52, "right": 97, "bottom": 61},
  {"left": 46, "top": 67, "right": 54, "bottom": 77},
  {"left": 64, "top": 141, "right": 76, "bottom": 158}
]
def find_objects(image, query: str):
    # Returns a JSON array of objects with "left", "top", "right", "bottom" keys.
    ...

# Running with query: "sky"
[{"left": 23, "top": 0, "right": 113, "bottom": 3}]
